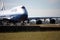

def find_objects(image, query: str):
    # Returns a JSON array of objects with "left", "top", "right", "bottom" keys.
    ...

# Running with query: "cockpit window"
[{"left": 21, "top": 6, "right": 25, "bottom": 9}]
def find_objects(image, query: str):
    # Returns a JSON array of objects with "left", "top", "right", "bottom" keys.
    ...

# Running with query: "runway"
[
  {"left": 0, "top": 24, "right": 60, "bottom": 32},
  {"left": 26, "top": 24, "right": 60, "bottom": 27}
]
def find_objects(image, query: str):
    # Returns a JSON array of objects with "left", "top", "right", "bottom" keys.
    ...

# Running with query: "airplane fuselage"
[{"left": 0, "top": 5, "right": 28, "bottom": 22}]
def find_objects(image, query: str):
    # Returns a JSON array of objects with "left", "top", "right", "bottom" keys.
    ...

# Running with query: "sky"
[{"left": 0, "top": 0, "right": 60, "bottom": 17}]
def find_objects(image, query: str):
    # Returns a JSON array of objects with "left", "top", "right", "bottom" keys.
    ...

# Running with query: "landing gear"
[
  {"left": 0, "top": 19, "right": 14, "bottom": 26},
  {"left": 0, "top": 20, "right": 28, "bottom": 26},
  {"left": 2, "top": 20, "right": 8, "bottom": 26},
  {"left": 14, "top": 21, "right": 25, "bottom": 26}
]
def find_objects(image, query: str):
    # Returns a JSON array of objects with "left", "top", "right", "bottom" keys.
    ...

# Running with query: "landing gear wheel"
[
  {"left": 2, "top": 20, "right": 9, "bottom": 26},
  {"left": 14, "top": 21, "right": 26, "bottom": 26}
]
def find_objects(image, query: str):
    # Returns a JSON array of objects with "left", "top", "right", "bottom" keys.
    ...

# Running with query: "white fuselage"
[{"left": 0, "top": 5, "right": 28, "bottom": 22}]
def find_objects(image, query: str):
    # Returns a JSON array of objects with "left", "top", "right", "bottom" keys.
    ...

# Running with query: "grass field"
[{"left": 0, "top": 31, "right": 60, "bottom": 40}]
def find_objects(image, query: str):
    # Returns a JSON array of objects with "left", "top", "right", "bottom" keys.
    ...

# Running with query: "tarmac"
[
  {"left": 27, "top": 24, "right": 60, "bottom": 27},
  {"left": 0, "top": 24, "right": 60, "bottom": 32}
]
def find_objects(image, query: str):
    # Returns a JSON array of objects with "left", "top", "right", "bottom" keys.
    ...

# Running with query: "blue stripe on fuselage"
[
  {"left": 0, "top": 13, "right": 28, "bottom": 22},
  {"left": 10, "top": 13, "right": 28, "bottom": 22},
  {"left": 10, "top": 14, "right": 22, "bottom": 21}
]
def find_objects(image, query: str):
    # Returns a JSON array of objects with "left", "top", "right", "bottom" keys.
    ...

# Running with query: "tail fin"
[{"left": 1, "top": 1, "right": 5, "bottom": 11}]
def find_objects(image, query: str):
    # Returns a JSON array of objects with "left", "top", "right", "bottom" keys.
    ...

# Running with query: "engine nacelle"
[
  {"left": 29, "top": 19, "right": 36, "bottom": 24},
  {"left": 45, "top": 19, "right": 50, "bottom": 24},
  {"left": 50, "top": 19, "right": 56, "bottom": 24},
  {"left": 36, "top": 19, "right": 42, "bottom": 24}
]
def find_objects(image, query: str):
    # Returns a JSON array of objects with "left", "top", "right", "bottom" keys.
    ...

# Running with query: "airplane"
[
  {"left": 0, "top": 2, "right": 28, "bottom": 25},
  {"left": 0, "top": 2, "right": 60, "bottom": 26},
  {"left": 0, "top": 5, "right": 28, "bottom": 20}
]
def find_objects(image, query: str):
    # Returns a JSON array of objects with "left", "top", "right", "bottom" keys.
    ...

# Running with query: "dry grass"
[{"left": 0, "top": 31, "right": 60, "bottom": 40}]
